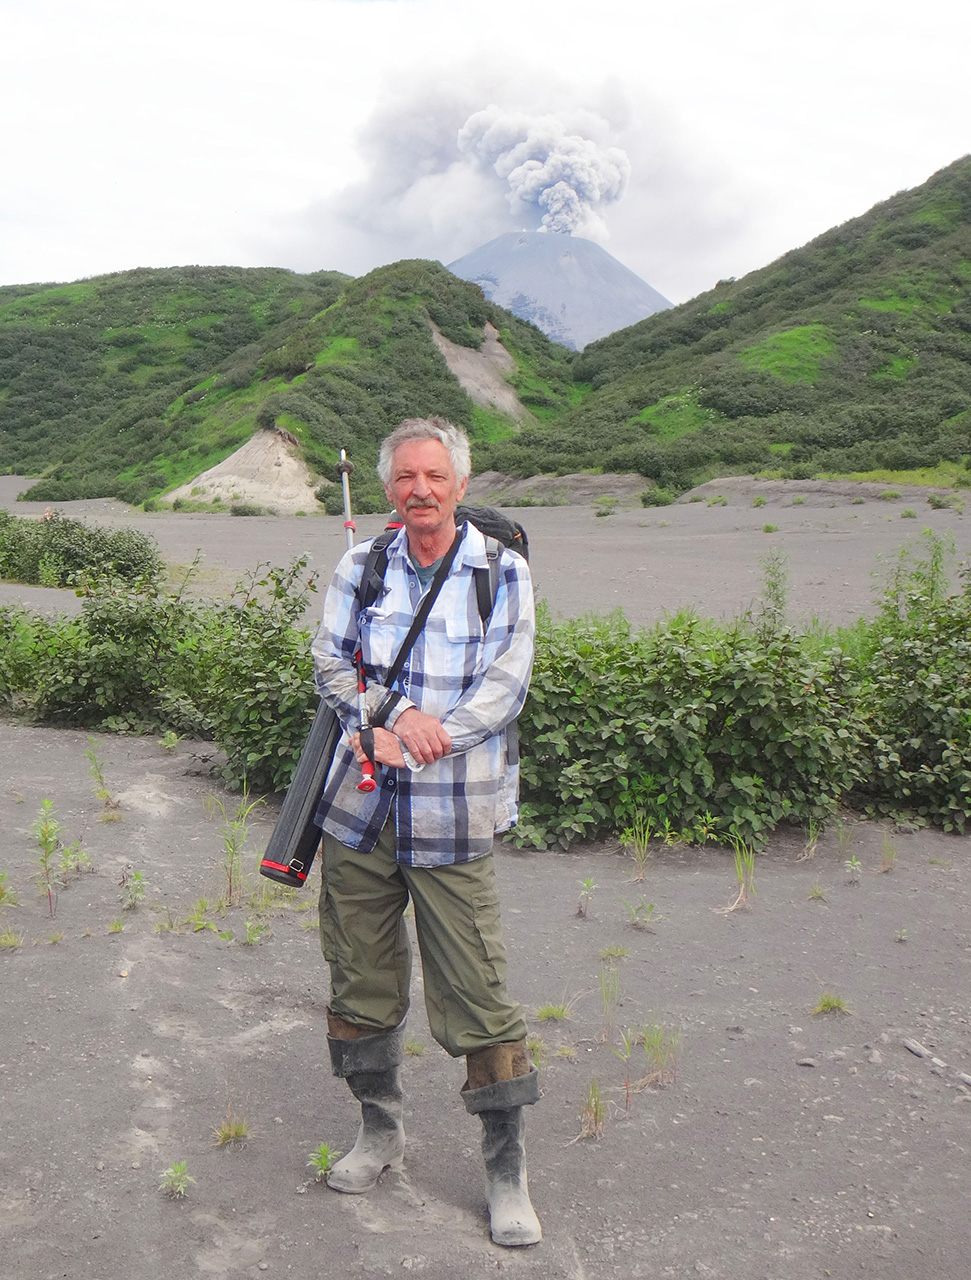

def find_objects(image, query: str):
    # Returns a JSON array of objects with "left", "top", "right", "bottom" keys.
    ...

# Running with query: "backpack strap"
[
  {"left": 472, "top": 536, "right": 502, "bottom": 631},
  {"left": 357, "top": 529, "right": 397, "bottom": 612}
]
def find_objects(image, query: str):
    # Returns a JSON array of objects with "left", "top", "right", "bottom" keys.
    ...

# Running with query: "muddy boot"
[
  {"left": 326, "top": 1011, "right": 405, "bottom": 1194},
  {"left": 462, "top": 1041, "right": 542, "bottom": 1247}
]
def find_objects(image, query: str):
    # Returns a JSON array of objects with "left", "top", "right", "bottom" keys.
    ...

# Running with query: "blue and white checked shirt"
[{"left": 311, "top": 521, "right": 535, "bottom": 867}]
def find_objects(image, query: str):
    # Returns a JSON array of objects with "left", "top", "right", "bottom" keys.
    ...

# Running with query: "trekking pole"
[{"left": 337, "top": 450, "right": 377, "bottom": 794}]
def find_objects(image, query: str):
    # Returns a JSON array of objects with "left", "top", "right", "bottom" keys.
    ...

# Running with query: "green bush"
[
  {"left": 851, "top": 539, "right": 971, "bottom": 830},
  {"left": 0, "top": 511, "right": 161, "bottom": 587},
  {"left": 640, "top": 487, "right": 676, "bottom": 507},
  {"left": 1, "top": 536, "right": 968, "bottom": 839},
  {"left": 515, "top": 609, "right": 861, "bottom": 849}
]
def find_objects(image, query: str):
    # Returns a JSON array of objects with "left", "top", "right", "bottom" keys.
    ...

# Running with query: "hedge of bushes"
[
  {"left": 0, "top": 511, "right": 161, "bottom": 587},
  {"left": 0, "top": 539, "right": 968, "bottom": 845}
]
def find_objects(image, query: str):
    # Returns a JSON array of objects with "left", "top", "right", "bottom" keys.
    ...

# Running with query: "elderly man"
[{"left": 311, "top": 417, "right": 540, "bottom": 1247}]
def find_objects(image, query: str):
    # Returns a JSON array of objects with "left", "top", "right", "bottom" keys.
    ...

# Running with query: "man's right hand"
[{"left": 392, "top": 707, "right": 452, "bottom": 765}]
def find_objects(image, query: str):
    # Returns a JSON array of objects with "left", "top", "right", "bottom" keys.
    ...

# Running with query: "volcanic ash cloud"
[{"left": 457, "top": 105, "right": 631, "bottom": 240}]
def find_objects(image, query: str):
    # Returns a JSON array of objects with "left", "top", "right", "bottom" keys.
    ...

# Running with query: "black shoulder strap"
[
  {"left": 473, "top": 536, "right": 502, "bottom": 631},
  {"left": 357, "top": 529, "right": 397, "bottom": 612}
]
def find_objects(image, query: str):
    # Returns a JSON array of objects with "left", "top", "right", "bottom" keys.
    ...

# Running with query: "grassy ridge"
[
  {"left": 479, "top": 155, "right": 971, "bottom": 491},
  {"left": 1, "top": 262, "right": 574, "bottom": 508},
  {"left": 2, "top": 157, "right": 970, "bottom": 504}
]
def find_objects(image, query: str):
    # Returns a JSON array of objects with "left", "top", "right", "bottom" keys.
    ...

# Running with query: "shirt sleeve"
[
  {"left": 311, "top": 544, "right": 417, "bottom": 729},
  {"left": 439, "top": 552, "right": 535, "bottom": 754}
]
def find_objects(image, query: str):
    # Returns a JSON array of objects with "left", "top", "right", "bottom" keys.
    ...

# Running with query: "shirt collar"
[{"left": 385, "top": 519, "right": 488, "bottom": 570}]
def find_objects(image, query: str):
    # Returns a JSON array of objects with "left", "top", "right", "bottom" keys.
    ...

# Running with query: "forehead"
[{"left": 389, "top": 438, "right": 454, "bottom": 476}]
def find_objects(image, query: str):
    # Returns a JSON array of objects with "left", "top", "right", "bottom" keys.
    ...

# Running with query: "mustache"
[{"left": 405, "top": 498, "right": 440, "bottom": 511}]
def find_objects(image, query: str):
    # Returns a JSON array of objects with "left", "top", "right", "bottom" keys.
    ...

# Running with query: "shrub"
[
  {"left": 0, "top": 511, "right": 161, "bottom": 587},
  {"left": 515, "top": 608, "right": 862, "bottom": 849},
  {"left": 640, "top": 487, "right": 676, "bottom": 507}
]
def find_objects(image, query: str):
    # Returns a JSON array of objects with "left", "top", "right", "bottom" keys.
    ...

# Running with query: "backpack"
[{"left": 356, "top": 504, "right": 528, "bottom": 627}]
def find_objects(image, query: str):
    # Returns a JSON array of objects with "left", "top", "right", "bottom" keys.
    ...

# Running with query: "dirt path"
[
  {"left": 2, "top": 723, "right": 970, "bottom": 1279},
  {"left": 2, "top": 476, "right": 968, "bottom": 629}
]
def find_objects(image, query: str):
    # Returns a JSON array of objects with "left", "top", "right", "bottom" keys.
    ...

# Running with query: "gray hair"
[{"left": 377, "top": 417, "right": 472, "bottom": 487}]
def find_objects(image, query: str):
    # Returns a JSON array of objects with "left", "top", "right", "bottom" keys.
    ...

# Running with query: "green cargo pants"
[{"left": 318, "top": 823, "right": 527, "bottom": 1057}]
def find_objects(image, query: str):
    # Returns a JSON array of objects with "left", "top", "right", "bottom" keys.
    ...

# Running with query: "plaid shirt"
[{"left": 311, "top": 521, "right": 535, "bottom": 867}]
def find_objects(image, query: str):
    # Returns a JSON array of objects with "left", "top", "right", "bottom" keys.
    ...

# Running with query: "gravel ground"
[
  {"left": 1, "top": 474, "right": 968, "bottom": 630},
  {"left": 2, "top": 474, "right": 970, "bottom": 1278}
]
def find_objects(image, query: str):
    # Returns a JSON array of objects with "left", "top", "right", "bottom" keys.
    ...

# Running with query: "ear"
[
  {"left": 383, "top": 481, "right": 395, "bottom": 506},
  {"left": 456, "top": 474, "right": 469, "bottom": 502}
]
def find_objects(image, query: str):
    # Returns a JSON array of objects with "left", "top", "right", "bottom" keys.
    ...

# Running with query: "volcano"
[{"left": 447, "top": 231, "right": 671, "bottom": 350}]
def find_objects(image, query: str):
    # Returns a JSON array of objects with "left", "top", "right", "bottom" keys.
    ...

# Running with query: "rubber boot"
[
  {"left": 326, "top": 1011, "right": 405, "bottom": 1194},
  {"left": 462, "top": 1041, "right": 542, "bottom": 1247}
]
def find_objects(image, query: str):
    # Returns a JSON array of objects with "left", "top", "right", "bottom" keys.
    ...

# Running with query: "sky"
[{"left": 1, "top": 0, "right": 969, "bottom": 304}]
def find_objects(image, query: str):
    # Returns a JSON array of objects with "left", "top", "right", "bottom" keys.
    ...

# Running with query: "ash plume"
[{"left": 457, "top": 105, "right": 631, "bottom": 238}]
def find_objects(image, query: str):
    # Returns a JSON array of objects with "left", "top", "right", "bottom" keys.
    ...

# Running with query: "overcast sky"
[{"left": 2, "top": 0, "right": 968, "bottom": 303}]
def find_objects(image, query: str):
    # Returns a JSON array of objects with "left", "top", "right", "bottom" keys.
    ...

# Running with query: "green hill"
[
  {"left": 3, "top": 157, "right": 969, "bottom": 508},
  {"left": 0, "top": 261, "right": 575, "bottom": 509},
  {"left": 0, "top": 266, "right": 349, "bottom": 498},
  {"left": 478, "top": 155, "right": 971, "bottom": 492}
]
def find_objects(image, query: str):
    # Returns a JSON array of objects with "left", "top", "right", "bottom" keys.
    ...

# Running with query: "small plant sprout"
[
  {"left": 845, "top": 853, "right": 862, "bottom": 885},
  {"left": 307, "top": 1143, "right": 341, "bottom": 1182},
  {"left": 404, "top": 1037, "right": 426, "bottom": 1057},
  {"left": 107, "top": 919, "right": 125, "bottom": 934},
  {"left": 555, "top": 1045, "right": 578, "bottom": 1062},
  {"left": 159, "top": 730, "right": 181, "bottom": 751},
  {"left": 241, "top": 919, "right": 269, "bottom": 946},
  {"left": 214, "top": 1107, "right": 249, "bottom": 1147},
  {"left": 575, "top": 1079, "right": 606, "bottom": 1141},
  {"left": 119, "top": 864, "right": 146, "bottom": 910},
  {"left": 84, "top": 737, "right": 120, "bottom": 818},
  {"left": 812, "top": 992, "right": 850, "bottom": 1016},
  {"left": 800, "top": 816, "right": 821, "bottom": 861},
  {"left": 600, "top": 944, "right": 629, "bottom": 961},
  {"left": 895, "top": 927, "right": 909, "bottom": 943},
  {"left": 576, "top": 876, "right": 597, "bottom": 919},
  {"left": 715, "top": 832, "right": 756, "bottom": 914},
  {"left": 618, "top": 813, "right": 653, "bottom": 881},
  {"left": 59, "top": 839, "right": 92, "bottom": 880},
  {"left": 636, "top": 1023, "right": 682, "bottom": 1089},
  {"left": 0, "top": 871, "right": 18, "bottom": 908},
  {"left": 47, "top": 932, "right": 64, "bottom": 945},
  {"left": 598, "top": 961, "right": 621, "bottom": 1042},
  {"left": 526, "top": 1035, "right": 545, "bottom": 1067},
  {"left": 536, "top": 1002, "right": 570, "bottom": 1023},
  {"left": 612, "top": 1027, "right": 638, "bottom": 1112},
  {"left": 33, "top": 799, "right": 61, "bottom": 919},
  {"left": 186, "top": 898, "right": 216, "bottom": 933},
  {"left": 159, "top": 1160, "right": 196, "bottom": 1199},
  {"left": 624, "top": 898, "right": 657, "bottom": 931},
  {"left": 808, "top": 882, "right": 827, "bottom": 903},
  {"left": 879, "top": 832, "right": 897, "bottom": 874},
  {"left": 689, "top": 810, "right": 720, "bottom": 845},
  {"left": 0, "top": 929, "right": 24, "bottom": 951},
  {"left": 205, "top": 784, "right": 264, "bottom": 909},
  {"left": 833, "top": 815, "right": 853, "bottom": 857}
]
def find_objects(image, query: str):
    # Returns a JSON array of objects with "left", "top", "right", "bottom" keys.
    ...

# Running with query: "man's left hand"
[{"left": 351, "top": 728, "right": 406, "bottom": 769}]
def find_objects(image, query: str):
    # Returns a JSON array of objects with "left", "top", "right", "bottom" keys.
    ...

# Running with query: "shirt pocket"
[{"left": 359, "top": 604, "right": 398, "bottom": 676}]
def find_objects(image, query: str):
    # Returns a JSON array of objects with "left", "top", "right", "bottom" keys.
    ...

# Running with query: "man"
[{"left": 311, "top": 417, "right": 541, "bottom": 1248}]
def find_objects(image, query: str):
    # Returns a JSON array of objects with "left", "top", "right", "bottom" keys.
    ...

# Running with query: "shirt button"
[{"left": 387, "top": 778, "right": 396, "bottom": 791}]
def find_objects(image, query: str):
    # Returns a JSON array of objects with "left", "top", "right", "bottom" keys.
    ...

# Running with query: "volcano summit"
[{"left": 448, "top": 231, "right": 671, "bottom": 350}]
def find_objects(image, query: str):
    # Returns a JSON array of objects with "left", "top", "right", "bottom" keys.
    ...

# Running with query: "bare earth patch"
[
  {"left": 165, "top": 429, "right": 322, "bottom": 514},
  {"left": 2, "top": 725, "right": 970, "bottom": 1278}
]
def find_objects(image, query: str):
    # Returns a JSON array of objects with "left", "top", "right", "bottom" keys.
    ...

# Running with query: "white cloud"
[{"left": 1, "top": 0, "right": 968, "bottom": 300}]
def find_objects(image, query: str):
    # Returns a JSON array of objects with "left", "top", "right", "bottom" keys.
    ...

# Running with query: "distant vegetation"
[
  {"left": 0, "top": 157, "right": 969, "bottom": 503},
  {"left": 1, "top": 534, "right": 967, "bottom": 841},
  {"left": 481, "top": 155, "right": 971, "bottom": 492},
  {"left": 0, "top": 511, "right": 160, "bottom": 587}
]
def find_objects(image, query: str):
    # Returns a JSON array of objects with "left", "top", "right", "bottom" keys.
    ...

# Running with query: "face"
[{"left": 384, "top": 438, "right": 468, "bottom": 544}]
